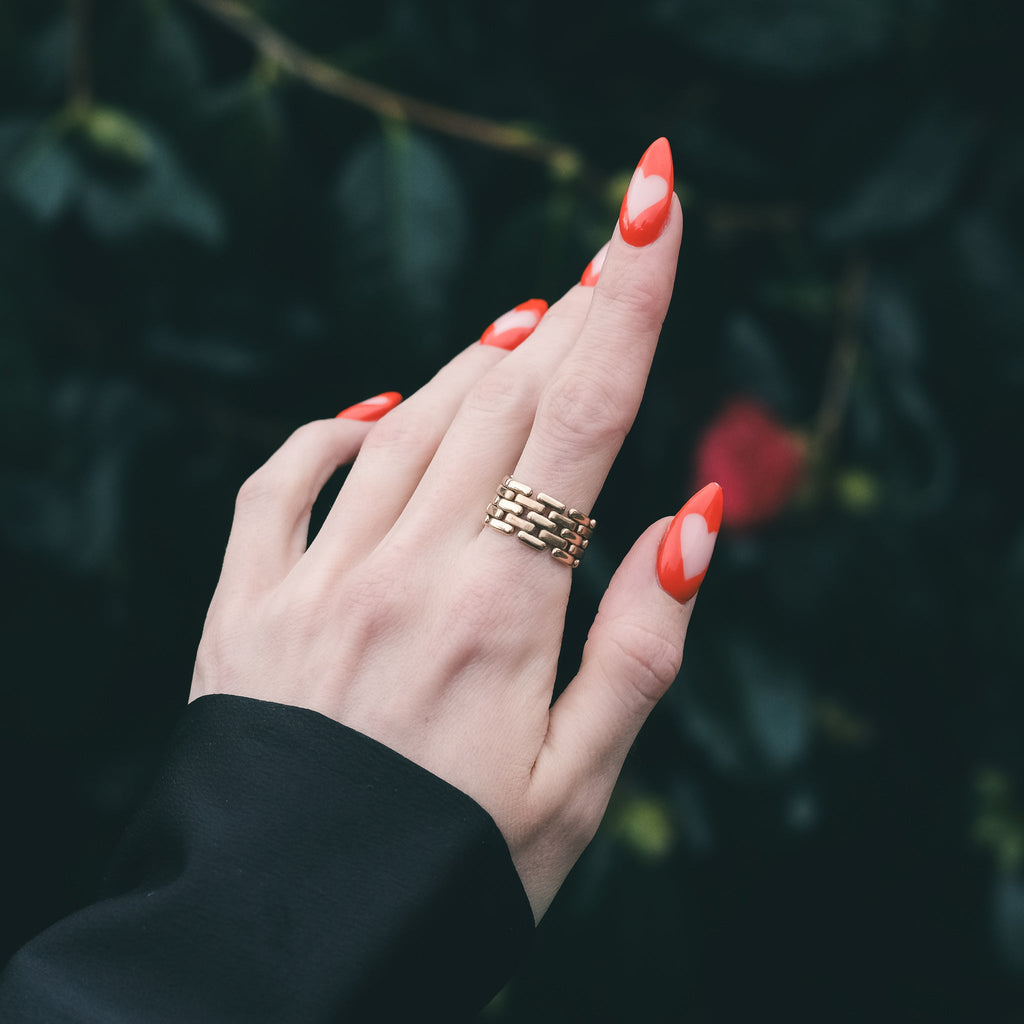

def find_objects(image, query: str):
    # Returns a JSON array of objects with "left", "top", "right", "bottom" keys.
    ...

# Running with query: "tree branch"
[{"left": 184, "top": 0, "right": 584, "bottom": 177}]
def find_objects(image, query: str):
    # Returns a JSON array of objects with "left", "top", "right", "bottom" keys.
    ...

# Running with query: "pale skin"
[{"left": 190, "top": 197, "right": 693, "bottom": 922}]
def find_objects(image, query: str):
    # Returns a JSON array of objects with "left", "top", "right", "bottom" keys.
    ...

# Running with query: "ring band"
[{"left": 484, "top": 476, "right": 596, "bottom": 569}]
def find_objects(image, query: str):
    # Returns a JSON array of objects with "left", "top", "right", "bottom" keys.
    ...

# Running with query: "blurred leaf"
[
  {"left": 673, "top": 683, "right": 745, "bottom": 776},
  {"left": 1, "top": 112, "right": 223, "bottom": 243},
  {"left": 723, "top": 312, "right": 797, "bottom": 413},
  {"left": 150, "top": 5, "right": 204, "bottom": 93},
  {"left": 857, "top": 275, "right": 955, "bottom": 506},
  {"left": 670, "top": 776, "right": 715, "bottom": 854},
  {"left": 820, "top": 103, "right": 985, "bottom": 241},
  {"left": 833, "top": 467, "right": 881, "bottom": 513},
  {"left": 733, "top": 638, "right": 812, "bottom": 772},
  {"left": 4, "top": 123, "right": 81, "bottom": 223},
  {"left": 80, "top": 107, "right": 153, "bottom": 165},
  {"left": 24, "top": 14, "right": 70, "bottom": 102},
  {"left": 650, "top": 0, "right": 897, "bottom": 76},
  {"left": 333, "top": 125, "right": 466, "bottom": 336},
  {"left": 78, "top": 123, "right": 225, "bottom": 244},
  {"left": 0, "top": 117, "right": 39, "bottom": 164},
  {"left": 953, "top": 212, "right": 1024, "bottom": 353},
  {"left": 0, "top": 377, "right": 166, "bottom": 573},
  {"left": 992, "top": 874, "right": 1024, "bottom": 976},
  {"left": 974, "top": 770, "right": 1024, "bottom": 875},
  {"left": 202, "top": 80, "right": 285, "bottom": 200},
  {"left": 862, "top": 273, "right": 922, "bottom": 372},
  {"left": 609, "top": 795, "right": 675, "bottom": 862}
]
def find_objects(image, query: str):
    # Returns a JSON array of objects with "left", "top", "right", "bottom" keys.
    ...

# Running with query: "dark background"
[{"left": 2, "top": 1, "right": 1024, "bottom": 1020}]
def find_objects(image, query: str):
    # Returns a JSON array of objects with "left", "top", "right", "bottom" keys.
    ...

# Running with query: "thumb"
[{"left": 541, "top": 483, "right": 723, "bottom": 794}]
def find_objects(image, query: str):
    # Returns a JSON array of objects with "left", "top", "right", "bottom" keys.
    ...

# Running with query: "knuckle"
[
  {"left": 539, "top": 367, "right": 632, "bottom": 453},
  {"left": 444, "top": 572, "right": 508, "bottom": 645},
  {"left": 542, "top": 286, "right": 590, "bottom": 327},
  {"left": 233, "top": 466, "right": 276, "bottom": 517},
  {"left": 332, "top": 552, "right": 416, "bottom": 648},
  {"left": 463, "top": 365, "right": 541, "bottom": 422},
  {"left": 602, "top": 618, "right": 683, "bottom": 707},
  {"left": 233, "top": 420, "right": 336, "bottom": 515},
  {"left": 595, "top": 274, "right": 668, "bottom": 338},
  {"left": 356, "top": 403, "right": 418, "bottom": 455}
]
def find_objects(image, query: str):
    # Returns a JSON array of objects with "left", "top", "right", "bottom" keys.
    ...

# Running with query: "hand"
[{"left": 190, "top": 139, "right": 720, "bottom": 922}]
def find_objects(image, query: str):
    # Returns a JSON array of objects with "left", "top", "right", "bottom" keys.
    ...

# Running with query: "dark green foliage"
[{"left": 2, "top": 0, "right": 1023, "bottom": 1018}]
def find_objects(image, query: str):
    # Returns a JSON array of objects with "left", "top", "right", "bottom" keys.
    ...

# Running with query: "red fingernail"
[
  {"left": 618, "top": 137, "right": 674, "bottom": 248},
  {"left": 479, "top": 298, "right": 548, "bottom": 350},
  {"left": 656, "top": 482, "right": 723, "bottom": 604},
  {"left": 336, "top": 391, "right": 402, "bottom": 421},
  {"left": 580, "top": 242, "right": 610, "bottom": 287}
]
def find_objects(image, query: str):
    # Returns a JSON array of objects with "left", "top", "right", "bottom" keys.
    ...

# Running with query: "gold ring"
[{"left": 484, "top": 476, "right": 596, "bottom": 569}]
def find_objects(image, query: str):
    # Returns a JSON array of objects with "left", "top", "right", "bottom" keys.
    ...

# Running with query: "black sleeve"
[{"left": 0, "top": 695, "right": 534, "bottom": 1023}]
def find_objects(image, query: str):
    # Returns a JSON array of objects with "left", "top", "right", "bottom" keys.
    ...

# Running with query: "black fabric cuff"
[{"left": 0, "top": 695, "right": 534, "bottom": 1023}]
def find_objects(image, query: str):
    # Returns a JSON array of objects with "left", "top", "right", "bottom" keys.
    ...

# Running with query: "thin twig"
[
  {"left": 68, "top": 0, "right": 92, "bottom": 110},
  {"left": 810, "top": 254, "right": 869, "bottom": 474},
  {"left": 184, "top": 0, "right": 584, "bottom": 175}
]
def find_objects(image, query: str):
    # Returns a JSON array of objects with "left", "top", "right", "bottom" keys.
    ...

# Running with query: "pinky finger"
[{"left": 221, "top": 397, "right": 401, "bottom": 593}]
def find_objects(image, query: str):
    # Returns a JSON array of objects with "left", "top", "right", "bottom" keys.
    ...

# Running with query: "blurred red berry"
[{"left": 693, "top": 399, "right": 807, "bottom": 529}]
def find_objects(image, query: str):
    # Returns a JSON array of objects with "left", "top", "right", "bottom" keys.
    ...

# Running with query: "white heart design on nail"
[
  {"left": 361, "top": 395, "right": 391, "bottom": 406},
  {"left": 625, "top": 168, "right": 669, "bottom": 224},
  {"left": 491, "top": 308, "right": 541, "bottom": 336},
  {"left": 679, "top": 513, "right": 717, "bottom": 580}
]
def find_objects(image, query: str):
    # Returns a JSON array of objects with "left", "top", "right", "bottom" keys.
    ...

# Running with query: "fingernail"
[
  {"left": 656, "top": 482, "right": 723, "bottom": 604},
  {"left": 479, "top": 298, "right": 548, "bottom": 350},
  {"left": 336, "top": 391, "right": 402, "bottom": 421},
  {"left": 618, "top": 137, "right": 674, "bottom": 248},
  {"left": 580, "top": 242, "right": 610, "bottom": 287}
]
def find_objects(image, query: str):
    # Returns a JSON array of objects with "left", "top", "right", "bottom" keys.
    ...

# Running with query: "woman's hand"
[{"left": 190, "top": 138, "right": 720, "bottom": 922}]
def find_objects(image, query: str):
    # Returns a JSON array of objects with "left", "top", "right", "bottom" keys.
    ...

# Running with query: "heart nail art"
[
  {"left": 618, "top": 137, "right": 674, "bottom": 248},
  {"left": 336, "top": 391, "right": 402, "bottom": 421},
  {"left": 656, "top": 482, "right": 723, "bottom": 604},
  {"left": 580, "top": 241, "right": 610, "bottom": 287},
  {"left": 480, "top": 298, "right": 548, "bottom": 350}
]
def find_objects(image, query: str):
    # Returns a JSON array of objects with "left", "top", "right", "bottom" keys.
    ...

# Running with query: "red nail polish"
[
  {"left": 479, "top": 298, "right": 548, "bottom": 350},
  {"left": 580, "top": 242, "right": 610, "bottom": 287},
  {"left": 656, "top": 482, "right": 723, "bottom": 604},
  {"left": 618, "top": 138, "right": 674, "bottom": 248},
  {"left": 336, "top": 391, "right": 402, "bottom": 421}
]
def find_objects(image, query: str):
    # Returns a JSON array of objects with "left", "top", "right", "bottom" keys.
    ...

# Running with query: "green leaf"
[
  {"left": 2, "top": 112, "right": 222, "bottom": 244},
  {"left": 4, "top": 124, "right": 82, "bottom": 223},
  {"left": 150, "top": 5, "right": 204, "bottom": 93},
  {"left": 993, "top": 875, "right": 1024, "bottom": 976},
  {"left": 723, "top": 313, "right": 797, "bottom": 413},
  {"left": 78, "top": 125, "right": 224, "bottom": 244},
  {"left": 611, "top": 796, "right": 675, "bottom": 862},
  {"left": 732, "top": 636, "right": 812, "bottom": 772},
  {"left": 80, "top": 106, "right": 152, "bottom": 165},
  {"left": 333, "top": 125, "right": 467, "bottom": 336},
  {"left": 820, "top": 103, "right": 985, "bottom": 241}
]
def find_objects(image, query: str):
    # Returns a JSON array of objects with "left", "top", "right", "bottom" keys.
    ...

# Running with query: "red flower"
[{"left": 693, "top": 399, "right": 807, "bottom": 529}]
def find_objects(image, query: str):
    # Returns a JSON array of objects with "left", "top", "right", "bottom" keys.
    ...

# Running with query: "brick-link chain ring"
[{"left": 483, "top": 476, "right": 596, "bottom": 569}]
